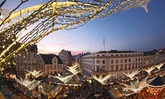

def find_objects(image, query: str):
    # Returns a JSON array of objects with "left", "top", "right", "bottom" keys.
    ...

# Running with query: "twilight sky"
[{"left": 2, "top": 0, "right": 165, "bottom": 55}]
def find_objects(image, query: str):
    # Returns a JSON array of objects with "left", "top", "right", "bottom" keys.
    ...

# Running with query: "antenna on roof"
[
  {"left": 103, "top": 36, "right": 105, "bottom": 51},
  {"left": 128, "top": 39, "right": 131, "bottom": 51}
]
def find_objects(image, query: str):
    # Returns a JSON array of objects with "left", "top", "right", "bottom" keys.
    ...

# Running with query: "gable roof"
[
  {"left": 40, "top": 54, "right": 55, "bottom": 64},
  {"left": 56, "top": 56, "right": 63, "bottom": 64},
  {"left": 40, "top": 54, "right": 63, "bottom": 64}
]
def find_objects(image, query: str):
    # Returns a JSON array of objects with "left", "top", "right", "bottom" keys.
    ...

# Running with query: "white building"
[{"left": 81, "top": 50, "right": 165, "bottom": 78}]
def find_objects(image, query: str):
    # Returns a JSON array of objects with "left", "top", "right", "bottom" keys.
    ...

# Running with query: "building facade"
[
  {"left": 143, "top": 51, "right": 165, "bottom": 68},
  {"left": 81, "top": 50, "right": 165, "bottom": 78},
  {"left": 39, "top": 54, "right": 64, "bottom": 75},
  {"left": 16, "top": 45, "right": 42, "bottom": 75},
  {"left": 59, "top": 49, "right": 72, "bottom": 66}
]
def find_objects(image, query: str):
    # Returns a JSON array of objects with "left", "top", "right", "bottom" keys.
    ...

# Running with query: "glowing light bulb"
[
  {"left": 0, "top": 15, "right": 3, "bottom": 19},
  {"left": 2, "top": 45, "right": 5, "bottom": 48}
]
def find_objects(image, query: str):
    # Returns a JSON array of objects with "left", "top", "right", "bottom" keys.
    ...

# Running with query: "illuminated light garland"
[
  {"left": 155, "top": 63, "right": 164, "bottom": 70},
  {"left": 123, "top": 70, "right": 141, "bottom": 80},
  {"left": 143, "top": 66, "right": 155, "bottom": 75},
  {"left": 0, "top": 0, "right": 150, "bottom": 68},
  {"left": 26, "top": 69, "right": 43, "bottom": 78},
  {"left": 66, "top": 63, "right": 81, "bottom": 75},
  {"left": 52, "top": 73, "right": 74, "bottom": 84},
  {"left": 15, "top": 76, "right": 41, "bottom": 90},
  {"left": 92, "top": 74, "right": 114, "bottom": 85},
  {"left": 122, "top": 77, "right": 156, "bottom": 96},
  {"left": 0, "top": 67, "right": 4, "bottom": 72}
]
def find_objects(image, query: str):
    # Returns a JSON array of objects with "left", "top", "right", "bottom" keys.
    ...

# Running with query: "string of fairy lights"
[{"left": 0, "top": 0, "right": 150, "bottom": 70}]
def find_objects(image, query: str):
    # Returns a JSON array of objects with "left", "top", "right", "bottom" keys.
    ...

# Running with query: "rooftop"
[
  {"left": 98, "top": 50, "right": 135, "bottom": 53},
  {"left": 29, "top": 44, "right": 38, "bottom": 52},
  {"left": 40, "top": 54, "right": 63, "bottom": 64}
]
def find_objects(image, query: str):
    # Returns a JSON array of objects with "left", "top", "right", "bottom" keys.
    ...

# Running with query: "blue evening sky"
[{"left": 2, "top": 0, "right": 165, "bottom": 55}]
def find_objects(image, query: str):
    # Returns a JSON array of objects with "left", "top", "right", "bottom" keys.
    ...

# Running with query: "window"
[
  {"left": 125, "top": 59, "right": 127, "bottom": 63},
  {"left": 96, "top": 60, "right": 100, "bottom": 64},
  {"left": 139, "top": 63, "right": 141, "bottom": 67},
  {"left": 129, "top": 59, "right": 131, "bottom": 62},
  {"left": 116, "top": 65, "right": 119, "bottom": 71},
  {"left": 116, "top": 60, "right": 119, "bottom": 63},
  {"left": 125, "top": 64, "right": 127, "bottom": 70},
  {"left": 120, "top": 65, "right": 123, "bottom": 71},
  {"left": 136, "top": 58, "right": 138, "bottom": 61},
  {"left": 120, "top": 59, "right": 123, "bottom": 63},
  {"left": 129, "top": 64, "right": 131, "bottom": 69},
  {"left": 111, "top": 65, "right": 114, "bottom": 71},
  {"left": 102, "top": 60, "right": 105, "bottom": 64},
  {"left": 111, "top": 60, "right": 113, "bottom": 64},
  {"left": 136, "top": 63, "right": 138, "bottom": 68}
]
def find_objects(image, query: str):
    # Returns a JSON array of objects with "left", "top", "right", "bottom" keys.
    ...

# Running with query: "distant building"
[
  {"left": 143, "top": 51, "right": 165, "bottom": 67},
  {"left": 59, "top": 49, "right": 72, "bottom": 66},
  {"left": 81, "top": 50, "right": 165, "bottom": 78},
  {"left": 39, "top": 54, "right": 64, "bottom": 75},
  {"left": 74, "top": 52, "right": 91, "bottom": 66},
  {"left": 16, "top": 44, "right": 42, "bottom": 75}
]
